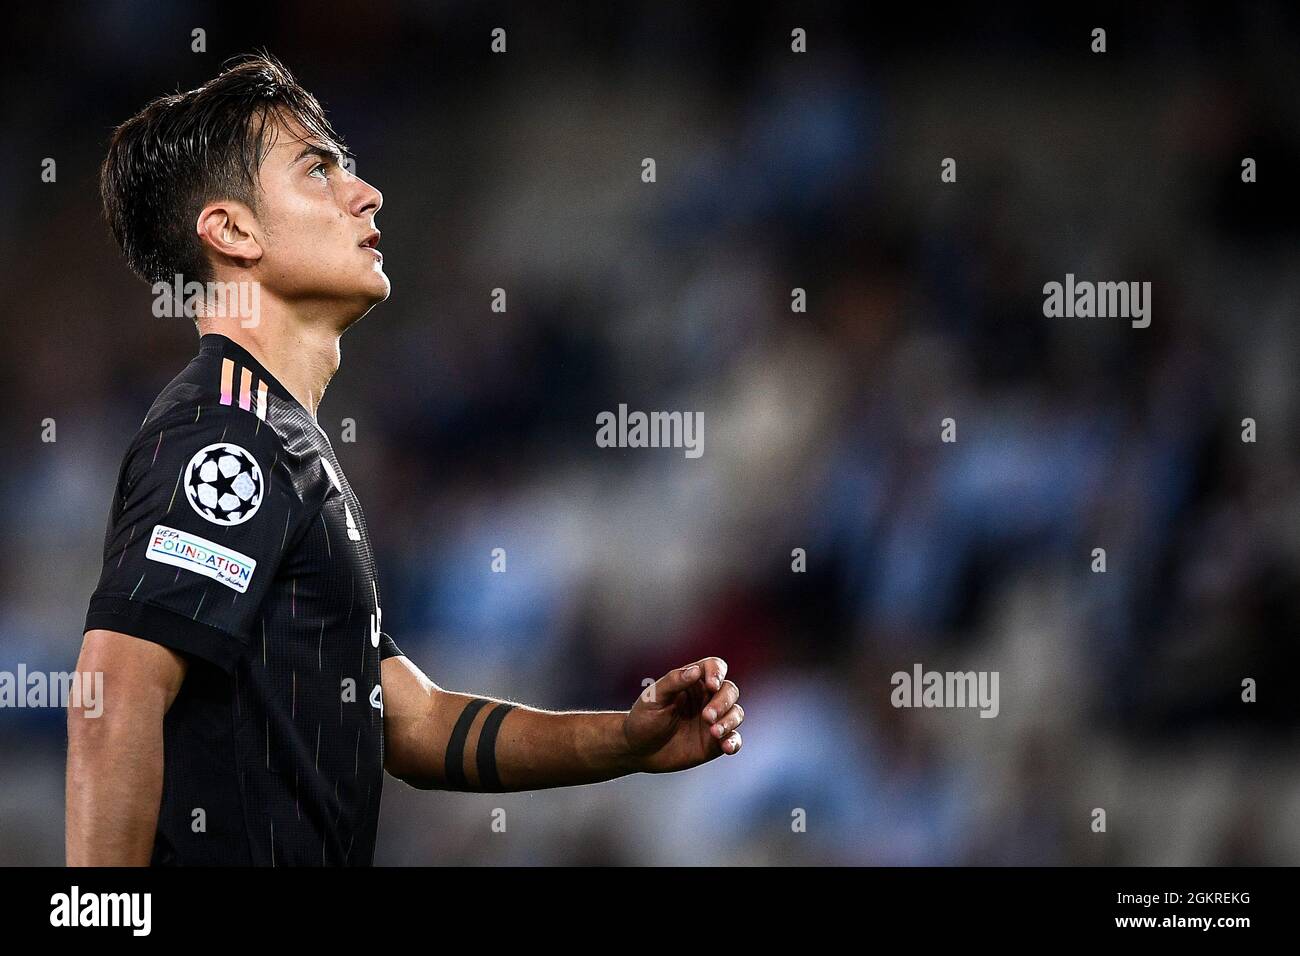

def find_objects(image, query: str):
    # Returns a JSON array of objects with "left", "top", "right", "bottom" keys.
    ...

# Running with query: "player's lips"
[{"left": 359, "top": 230, "right": 382, "bottom": 260}]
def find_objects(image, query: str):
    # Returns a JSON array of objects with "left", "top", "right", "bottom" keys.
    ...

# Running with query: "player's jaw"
[{"left": 255, "top": 222, "right": 390, "bottom": 322}]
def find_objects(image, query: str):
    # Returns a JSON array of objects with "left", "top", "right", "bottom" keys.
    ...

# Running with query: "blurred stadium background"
[{"left": 2, "top": 1, "right": 1299, "bottom": 864}]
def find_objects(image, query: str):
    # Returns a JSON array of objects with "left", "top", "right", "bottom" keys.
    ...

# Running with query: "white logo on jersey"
[
  {"left": 320, "top": 457, "right": 343, "bottom": 492},
  {"left": 183, "top": 442, "right": 264, "bottom": 526},
  {"left": 369, "top": 683, "right": 383, "bottom": 716},
  {"left": 369, "top": 581, "right": 382, "bottom": 648},
  {"left": 320, "top": 457, "right": 362, "bottom": 541}
]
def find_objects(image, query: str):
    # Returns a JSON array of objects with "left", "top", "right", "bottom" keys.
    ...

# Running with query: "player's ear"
[{"left": 195, "top": 201, "right": 263, "bottom": 268}]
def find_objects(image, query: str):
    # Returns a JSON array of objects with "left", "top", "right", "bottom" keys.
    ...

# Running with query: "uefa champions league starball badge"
[{"left": 183, "top": 442, "right": 264, "bottom": 526}]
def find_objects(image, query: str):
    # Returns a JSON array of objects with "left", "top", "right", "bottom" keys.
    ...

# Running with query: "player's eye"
[{"left": 308, "top": 161, "right": 330, "bottom": 180}]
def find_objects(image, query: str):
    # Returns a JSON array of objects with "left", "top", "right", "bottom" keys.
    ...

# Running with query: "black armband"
[
  {"left": 444, "top": 698, "right": 490, "bottom": 790},
  {"left": 475, "top": 703, "right": 516, "bottom": 791},
  {"left": 444, "top": 699, "right": 516, "bottom": 791}
]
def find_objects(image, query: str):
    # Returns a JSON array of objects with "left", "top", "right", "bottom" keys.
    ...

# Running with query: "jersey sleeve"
[
  {"left": 84, "top": 406, "right": 310, "bottom": 673},
  {"left": 378, "top": 630, "right": 403, "bottom": 661}
]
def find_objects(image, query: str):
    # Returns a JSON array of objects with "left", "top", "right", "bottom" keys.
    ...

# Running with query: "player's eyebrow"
[{"left": 292, "top": 143, "right": 350, "bottom": 167}]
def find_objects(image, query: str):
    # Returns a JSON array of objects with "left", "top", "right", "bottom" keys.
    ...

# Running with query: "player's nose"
[{"left": 350, "top": 175, "right": 383, "bottom": 219}]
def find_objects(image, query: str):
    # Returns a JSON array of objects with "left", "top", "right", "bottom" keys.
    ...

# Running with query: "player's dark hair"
[{"left": 100, "top": 53, "right": 346, "bottom": 285}]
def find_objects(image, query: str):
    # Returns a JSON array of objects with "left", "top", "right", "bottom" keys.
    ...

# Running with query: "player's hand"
[{"left": 623, "top": 658, "right": 743, "bottom": 773}]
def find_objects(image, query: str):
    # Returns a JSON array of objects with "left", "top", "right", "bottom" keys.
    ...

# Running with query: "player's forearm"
[
  {"left": 411, "top": 690, "right": 639, "bottom": 792},
  {"left": 66, "top": 705, "right": 164, "bottom": 865},
  {"left": 487, "top": 703, "right": 638, "bottom": 790}
]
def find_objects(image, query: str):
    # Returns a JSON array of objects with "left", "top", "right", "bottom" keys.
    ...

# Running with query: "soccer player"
[{"left": 66, "top": 55, "right": 744, "bottom": 866}]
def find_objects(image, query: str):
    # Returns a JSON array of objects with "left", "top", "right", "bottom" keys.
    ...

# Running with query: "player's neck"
[{"left": 198, "top": 309, "right": 342, "bottom": 421}]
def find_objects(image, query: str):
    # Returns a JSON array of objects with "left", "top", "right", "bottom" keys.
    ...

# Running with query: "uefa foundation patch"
[{"left": 145, "top": 524, "right": 257, "bottom": 593}]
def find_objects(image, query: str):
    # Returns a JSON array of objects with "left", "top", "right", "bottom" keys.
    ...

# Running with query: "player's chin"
[{"left": 359, "top": 267, "right": 391, "bottom": 303}]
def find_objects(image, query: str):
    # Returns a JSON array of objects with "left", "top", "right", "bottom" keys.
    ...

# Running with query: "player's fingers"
[
  {"left": 698, "top": 656, "right": 728, "bottom": 692},
  {"left": 719, "top": 730, "right": 742, "bottom": 755},
  {"left": 701, "top": 679, "right": 739, "bottom": 723},
  {"left": 708, "top": 703, "right": 744, "bottom": 740},
  {"left": 649, "top": 663, "right": 703, "bottom": 703}
]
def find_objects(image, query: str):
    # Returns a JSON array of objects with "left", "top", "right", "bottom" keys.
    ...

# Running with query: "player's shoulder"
[
  {"left": 120, "top": 335, "right": 326, "bottom": 495},
  {"left": 131, "top": 334, "right": 313, "bottom": 451}
]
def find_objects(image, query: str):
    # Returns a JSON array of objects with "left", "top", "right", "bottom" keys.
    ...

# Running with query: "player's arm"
[
  {"left": 66, "top": 629, "right": 188, "bottom": 866},
  {"left": 73, "top": 405, "right": 307, "bottom": 862},
  {"left": 381, "top": 654, "right": 743, "bottom": 792}
]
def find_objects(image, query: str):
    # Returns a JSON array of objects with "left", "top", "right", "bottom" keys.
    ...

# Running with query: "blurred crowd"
[{"left": 2, "top": 2, "right": 1298, "bottom": 864}]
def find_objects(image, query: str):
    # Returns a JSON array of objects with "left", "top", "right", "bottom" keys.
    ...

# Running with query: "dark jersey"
[{"left": 84, "top": 333, "right": 401, "bottom": 866}]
